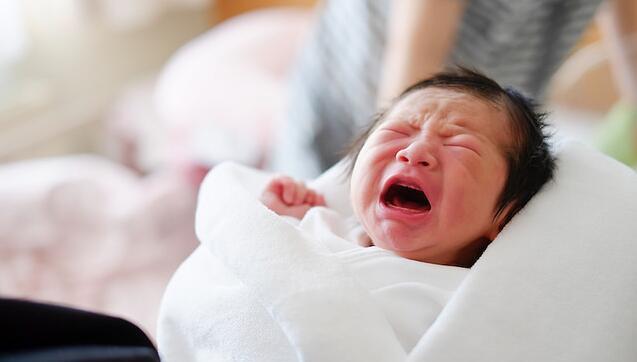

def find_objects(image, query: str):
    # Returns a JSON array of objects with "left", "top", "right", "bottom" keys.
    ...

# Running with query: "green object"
[{"left": 595, "top": 102, "right": 637, "bottom": 167}]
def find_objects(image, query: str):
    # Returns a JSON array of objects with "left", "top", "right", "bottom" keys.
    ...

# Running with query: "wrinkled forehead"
[{"left": 384, "top": 87, "right": 514, "bottom": 149}]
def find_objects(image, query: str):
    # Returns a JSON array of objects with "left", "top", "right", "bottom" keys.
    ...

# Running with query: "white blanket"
[{"left": 158, "top": 141, "right": 637, "bottom": 362}]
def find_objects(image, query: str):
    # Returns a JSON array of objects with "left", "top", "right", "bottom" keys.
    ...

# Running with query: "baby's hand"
[{"left": 260, "top": 175, "right": 326, "bottom": 219}]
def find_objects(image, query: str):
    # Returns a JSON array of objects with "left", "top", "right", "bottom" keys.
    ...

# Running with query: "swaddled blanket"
[
  {"left": 158, "top": 161, "right": 467, "bottom": 361},
  {"left": 158, "top": 142, "right": 637, "bottom": 362}
]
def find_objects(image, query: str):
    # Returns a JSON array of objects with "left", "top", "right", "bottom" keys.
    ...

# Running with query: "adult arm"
[
  {"left": 377, "top": 0, "right": 466, "bottom": 106},
  {"left": 597, "top": 0, "right": 637, "bottom": 104}
]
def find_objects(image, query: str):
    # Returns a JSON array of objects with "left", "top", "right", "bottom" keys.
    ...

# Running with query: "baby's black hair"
[{"left": 345, "top": 67, "right": 556, "bottom": 229}]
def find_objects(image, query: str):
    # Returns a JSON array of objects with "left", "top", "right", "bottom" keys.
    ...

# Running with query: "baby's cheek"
[
  {"left": 350, "top": 178, "right": 369, "bottom": 218},
  {"left": 444, "top": 188, "right": 472, "bottom": 221}
]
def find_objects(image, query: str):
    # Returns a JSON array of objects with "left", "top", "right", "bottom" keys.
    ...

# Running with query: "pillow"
[{"left": 405, "top": 144, "right": 637, "bottom": 361}]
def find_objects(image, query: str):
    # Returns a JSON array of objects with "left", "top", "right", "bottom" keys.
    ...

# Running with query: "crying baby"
[{"left": 261, "top": 68, "right": 555, "bottom": 268}]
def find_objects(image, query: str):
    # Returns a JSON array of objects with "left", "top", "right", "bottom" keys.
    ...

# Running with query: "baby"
[{"left": 261, "top": 68, "right": 555, "bottom": 267}]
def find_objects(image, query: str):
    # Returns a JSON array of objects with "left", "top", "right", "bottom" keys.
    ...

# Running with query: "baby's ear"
[
  {"left": 485, "top": 224, "right": 500, "bottom": 241},
  {"left": 488, "top": 204, "right": 513, "bottom": 240}
]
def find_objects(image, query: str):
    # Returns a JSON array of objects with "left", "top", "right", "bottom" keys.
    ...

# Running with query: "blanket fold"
[{"left": 187, "top": 163, "right": 406, "bottom": 361}]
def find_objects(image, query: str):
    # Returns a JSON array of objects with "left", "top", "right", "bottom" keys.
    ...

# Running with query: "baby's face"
[{"left": 350, "top": 87, "right": 510, "bottom": 266}]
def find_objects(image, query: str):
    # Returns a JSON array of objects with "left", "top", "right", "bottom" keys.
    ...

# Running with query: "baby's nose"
[{"left": 396, "top": 141, "right": 438, "bottom": 168}]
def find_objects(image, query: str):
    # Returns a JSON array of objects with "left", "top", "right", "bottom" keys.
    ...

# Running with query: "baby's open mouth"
[{"left": 382, "top": 182, "right": 431, "bottom": 212}]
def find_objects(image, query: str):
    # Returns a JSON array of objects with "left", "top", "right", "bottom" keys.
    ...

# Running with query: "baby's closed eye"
[
  {"left": 380, "top": 127, "right": 410, "bottom": 136},
  {"left": 443, "top": 135, "right": 481, "bottom": 156},
  {"left": 381, "top": 120, "right": 422, "bottom": 138}
]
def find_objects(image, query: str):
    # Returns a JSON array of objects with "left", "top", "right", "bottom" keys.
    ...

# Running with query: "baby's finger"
[
  {"left": 314, "top": 193, "right": 326, "bottom": 206},
  {"left": 263, "top": 177, "right": 283, "bottom": 195},
  {"left": 304, "top": 189, "right": 325, "bottom": 206},
  {"left": 265, "top": 176, "right": 294, "bottom": 204},
  {"left": 280, "top": 178, "right": 296, "bottom": 205},
  {"left": 305, "top": 190, "right": 316, "bottom": 205},
  {"left": 293, "top": 182, "right": 309, "bottom": 205}
]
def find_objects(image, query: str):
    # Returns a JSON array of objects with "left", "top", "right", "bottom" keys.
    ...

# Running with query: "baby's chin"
[
  {"left": 368, "top": 229, "right": 459, "bottom": 264},
  {"left": 386, "top": 247, "right": 457, "bottom": 265},
  {"left": 369, "top": 230, "right": 429, "bottom": 255},
  {"left": 376, "top": 242, "right": 436, "bottom": 263}
]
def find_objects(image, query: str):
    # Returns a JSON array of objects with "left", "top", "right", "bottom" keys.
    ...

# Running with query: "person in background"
[{"left": 270, "top": 0, "right": 637, "bottom": 178}]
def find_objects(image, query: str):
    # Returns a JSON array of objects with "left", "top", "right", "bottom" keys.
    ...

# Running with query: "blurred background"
[{"left": 0, "top": 0, "right": 629, "bottom": 341}]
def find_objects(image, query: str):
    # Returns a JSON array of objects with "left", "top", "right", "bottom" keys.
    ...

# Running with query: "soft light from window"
[{"left": 0, "top": 0, "right": 27, "bottom": 67}]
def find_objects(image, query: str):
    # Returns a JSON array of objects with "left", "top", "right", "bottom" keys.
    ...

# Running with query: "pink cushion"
[
  {"left": 154, "top": 7, "right": 312, "bottom": 167},
  {"left": 0, "top": 155, "right": 198, "bottom": 338}
]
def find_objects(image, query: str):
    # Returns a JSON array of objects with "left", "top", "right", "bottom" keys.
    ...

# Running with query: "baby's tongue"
[
  {"left": 388, "top": 185, "right": 430, "bottom": 212},
  {"left": 392, "top": 194, "right": 425, "bottom": 210}
]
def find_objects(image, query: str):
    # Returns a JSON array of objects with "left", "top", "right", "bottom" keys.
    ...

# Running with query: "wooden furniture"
[{"left": 213, "top": 0, "right": 316, "bottom": 22}]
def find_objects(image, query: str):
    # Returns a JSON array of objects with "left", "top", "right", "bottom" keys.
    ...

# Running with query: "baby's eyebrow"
[
  {"left": 406, "top": 116, "right": 423, "bottom": 129},
  {"left": 382, "top": 114, "right": 421, "bottom": 129},
  {"left": 440, "top": 122, "right": 470, "bottom": 136},
  {"left": 446, "top": 117, "right": 483, "bottom": 132}
]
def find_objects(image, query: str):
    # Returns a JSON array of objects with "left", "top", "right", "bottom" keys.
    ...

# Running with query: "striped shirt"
[{"left": 271, "top": 0, "right": 603, "bottom": 178}]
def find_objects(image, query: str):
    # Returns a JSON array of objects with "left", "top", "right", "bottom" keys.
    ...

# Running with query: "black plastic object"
[{"left": 0, "top": 298, "right": 160, "bottom": 362}]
